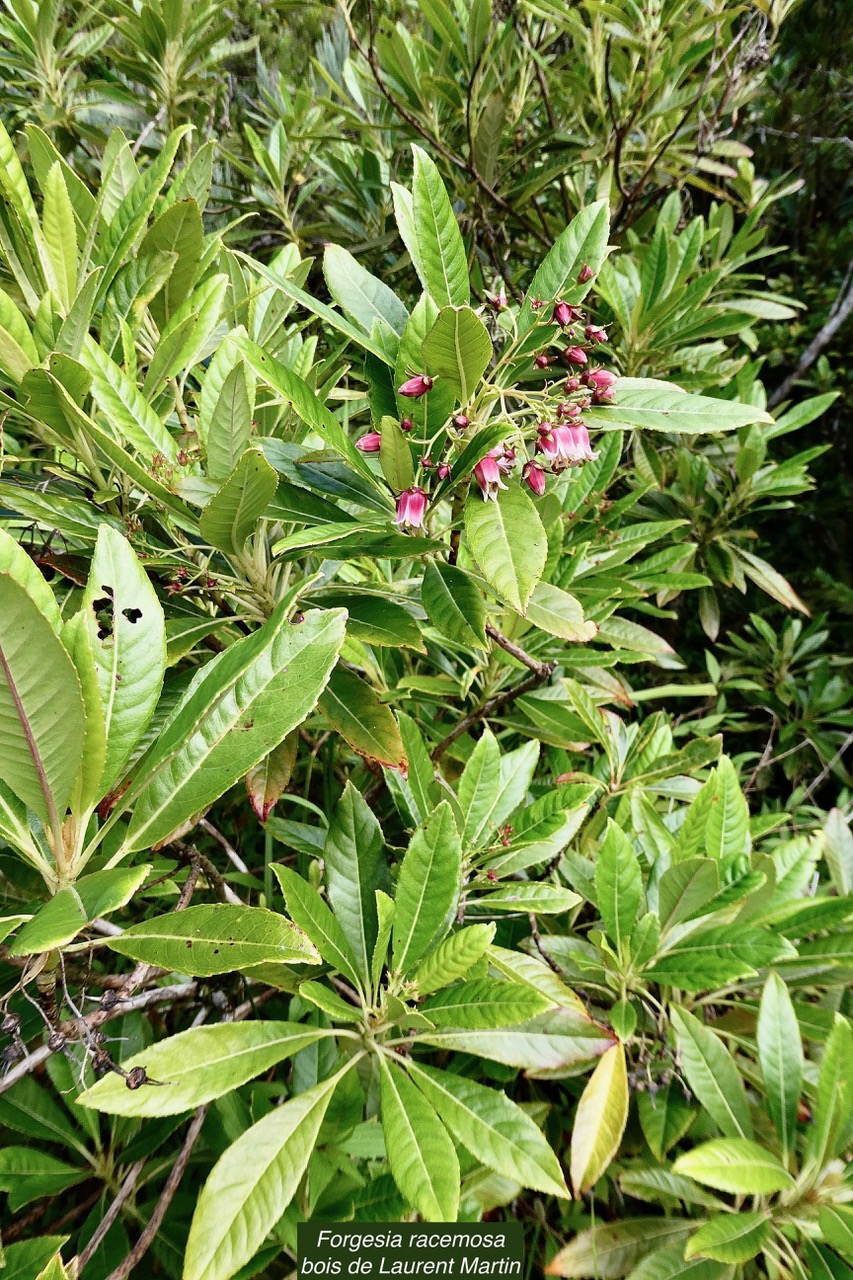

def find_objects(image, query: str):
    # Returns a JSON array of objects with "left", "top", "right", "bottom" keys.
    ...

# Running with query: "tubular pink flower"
[
  {"left": 436, "top": 463, "right": 451, "bottom": 480},
  {"left": 552, "top": 301, "right": 582, "bottom": 327},
  {"left": 398, "top": 374, "right": 434, "bottom": 398},
  {"left": 564, "top": 346, "right": 588, "bottom": 366},
  {"left": 356, "top": 431, "right": 382, "bottom": 453},
  {"left": 586, "top": 369, "right": 617, "bottom": 393},
  {"left": 522, "top": 460, "right": 547, "bottom": 496},
  {"left": 577, "top": 264, "right": 593, "bottom": 284},
  {"left": 473, "top": 454, "right": 509, "bottom": 501},
  {"left": 395, "top": 486, "right": 428, "bottom": 528},
  {"left": 538, "top": 424, "right": 599, "bottom": 470},
  {"left": 585, "top": 325, "right": 608, "bottom": 344}
]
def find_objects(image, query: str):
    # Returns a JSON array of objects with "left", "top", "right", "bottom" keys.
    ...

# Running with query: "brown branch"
[
  {"left": 485, "top": 623, "right": 554, "bottom": 677},
  {"left": 103, "top": 1105, "right": 208, "bottom": 1280},
  {"left": 170, "top": 840, "right": 242, "bottom": 905},
  {"left": 77, "top": 1160, "right": 147, "bottom": 1272},
  {"left": 768, "top": 261, "right": 853, "bottom": 408},
  {"left": 431, "top": 664, "right": 555, "bottom": 760}
]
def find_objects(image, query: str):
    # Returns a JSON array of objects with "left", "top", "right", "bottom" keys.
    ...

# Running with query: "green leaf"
[
  {"left": 673, "top": 1138, "right": 794, "bottom": 1194},
  {"left": 245, "top": 731, "right": 298, "bottom": 823},
  {"left": 0, "top": 571, "right": 85, "bottom": 830},
  {"left": 465, "top": 483, "right": 547, "bottom": 613},
  {"left": 411, "top": 924, "right": 495, "bottom": 996},
  {"left": 824, "top": 808, "right": 853, "bottom": 898},
  {"left": 458, "top": 727, "right": 501, "bottom": 848},
  {"left": 80, "top": 524, "right": 166, "bottom": 796},
  {"left": 324, "top": 244, "right": 409, "bottom": 337},
  {"left": 704, "top": 756, "right": 750, "bottom": 861},
  {"left": 78, "top": 1021, "right": 330, "bottom": 1117},
  {"left": 546, "top": 1219, "right": 695, "bottom": 1278},
  {"left": 139, "top": 198, "right": 204, "bottom": 324},
  {"left": 421, "top": 560, "right": 487, "bottom": 647},
  {"left": 0, "top": 1236, "right": 69, "bottom": 1280},
  {"left": 809, "top": 1014, "right": 853, "bottom": 1171},
  {"left": 418, "top": 1015, "right": 614, "bottom": 1074},
  {"left": 468, "top": 883, "right": 581, "bottom": 913},
  {"left": 393, "top": 801, "right": 462, "bottom": 974},
  {"left": 757, "top": 972, "right": 803, "bottom": 1161},
  {"left": 42, "top": 163, "right": 77, "bottom": 308},
  {"left": 422, "top": 978, "right": 552, "bottom": 1028},
  {"left": 646, "top": 925, "right": 792, "bottom": 990},
  {"left": 61, "top": 613, "right": 107, "bottom": 810},
  {"left": 184, "top": 1062, "right": 353, "bottom": 1280},
  {"left": 378, "top": 413, "right": 415, "bottom": 493},
  {"left": 372, "top": 890, "right": 395, "bottom": 989},
  {"left": 319, "top": 666, "right": 407, "bottom": 771},
  {"left": 517, "top": 200, "right": 610, "bottom": 338},
  {"left": 409, "top": 1061, "right": 568, "bottom": 1198},
  {"left": 272, "top": 864, "right": 362, "bottom": 992},
  {"left": 379, "top": 1057, "right": 459, "bottom": 1221},
  {"left": 820, "top": 1205, "right": 853, "bottom": 1258},
  {"left": 199, "top": 448, "right": 278, "bottom": 554},
  {"left": 422, "top": 306, "right": 492, "bottom": 404},
  {"left": 525, "top": 582, "right": 598, "bottom": 642},
  {"left": 323, "top": 780, "right": 389, "bottom": 984},
  {"left": 657, "top": 859, "right": 720, "bottom": 933},
  {"left": 570, "top": 1043, "right": 629, "bottom": 1194},
  {"left": 82, "top": 337, "right": 178, "bottom": 462},
  {"left": 411, "top": 145, "right": 469, "bottom": 308},
  {"left": 123, "top": 606, "right": 345, "bottom": 852},
  {"left": 637, "top": 1084, "right": 697, "bottom": 1161},
  {"left": 9, "top": 865, "right": 149, "bottom": 955},
  {"left": 589, "top": 378, "right": 773, "bottom": 434},
  {"left": 205, "top": 360, "right": 256, "bottom": 482},
  {"left": 685, "top": 1213, "right": 769, "bottom": 1265},
  {"left": 104, "top": 904, "right": 319, "bottom": 976},
  {"left": 0, "top": 1148, "right": 86, "bottom": 1213},
  {"left": 595, "top": 820, "right": 642, "bottom": 955},
  {"left": 671, "top": 1007, "right": 752, "bottom": 1138}
]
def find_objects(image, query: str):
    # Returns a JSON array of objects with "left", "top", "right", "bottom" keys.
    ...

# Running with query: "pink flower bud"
[
  {"left": 577, "top": 264, "right": 593, "bottom": 284},
  {"left": 394, "top": 486, "right": 428, "bottom": 529},
  {"left": 564, "top": 377, "right": 581, "bottom": 392},
  {"left": 556, "top": 401, "right": 581, "bottom": 419},
  {"left": 522, "top": 460, "right": 547, "bottom": 496},
  {"left": 398, "top": 374, "right": 434, "bottom": 398},
  {"left": 564, "top": 346, "right": 588, "bottom": 366},
  {"left": 473, "top": 454, "right": 509, "bottom": 501},
  {"left": 552, "top": 301, "right": 581, "bottom": 327},
  {"left": 530, "top": 298, "right": 543, "bottom": 311},
  {"left": 356, "top": 431, "right": 382, "bottom": 453},
  {"left": 419, "top": 455, "right": 433, "bottom": 468},
  {"left": 436, "top": 463, "right": 451, "bottom": 480},
  {"left": 534, "top": 354, "right": 552, "bottom": 369},
  {"left": 592, "top": 386, "right": 615, "bottom": 404},
  {"left": 537, "top": 420, "right": 553, "bottom": 435},
  {"left": 453, "top": 414, "right": 470, "bottom": 430},
  {"left": 490, "top": 291, "right": 508, "bottom": 311},
  {"left": 400, "top": 417, "right": 414, "bottom": 432},
  {"left": 586, "top": 368, "right": 617, "bottom": 393},
  {"left": 585, "top": 325, "right": 608, "bottom": 344}
]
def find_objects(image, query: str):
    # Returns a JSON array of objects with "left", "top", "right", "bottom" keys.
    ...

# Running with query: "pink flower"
[
  {"left": 522, "top": 460, "right": 547, "bottom": 496},
  {"left": 537, "top": 424, "right": 599, "bottom": 470},
  {"left": 552, "top": 301, "right": 582, "bottom": 327},
  {"left": 400, "top": 417, "right": 414, "bottom": 432},
  {"left": 436, "top": 463, "right": 451, "bottom": 480},
  {"left": 398, "top": 374, "right": 434, "bottom": 398},
  {"left": 586, "top": 369, "right": 617, "bottom": 393},
  {"left": 493, "top": 445, "right": 516, "bottom": 475},
  {"left": 556, "top": 400, "right": 581, "bottom": 419},
  {"left": 564, "top": 346, "right": 588, "bottom": 366},
  {"left": 577, "top": 264, "right": 593, "bottom": 284},
  {"left": 592, "top": 386, "right": 615, "bottom": 404},
  {"left": 585, "top": 325, "right": 608, "bottom": 344},
  {"left": 473, "top": 454, "right": 509, "bottom": 501},
  {"left": 395, "top": 487, "right": 428, "bottom": 529},
  {"left": 356, "top": 431, "right": 382, "bottom": 453},
  {"left": 490, "top": 291, "right": 508, "bottom": 311}
]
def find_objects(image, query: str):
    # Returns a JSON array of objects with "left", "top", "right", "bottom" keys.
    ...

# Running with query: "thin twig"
[
  {"left": 485, "top": 623, "right": 555, "bottom": 677},
  {"left": 199, "top": 818, "right": 250, "bottom": 874},
  {"left": 103, "top": 1106, "right": 208, "bottom": 1280},
  {"left": 77, "top": 1160, "right": 147, "bottom": 1271},
  {"left": 431, "top": 665, "right": 554, "bottom": 760},
  {"left": 768, "top": 261, "right": 853, "bottom": 408}
]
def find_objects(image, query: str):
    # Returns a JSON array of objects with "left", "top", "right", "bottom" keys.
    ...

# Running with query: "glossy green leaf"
[
  {"left": 458, "top": 727, "right": 501, "bottom": 849},
  {"left": 411, "top": 146, "right": 469, "bottom": 308},
  {"left": 379, "top": 414, "right": 415, "bottom": 492},
  {"left": 0, "top": 1148, "right": 86, "bottom": 1212},
  {"left": 422, "top": 978, "right": 552, "bottom": 1028},
  {"left": 272, "top": 864, "right": 362, "bottom": 992},
  {"left": 673, "top": 1138, "right": 794, "bottom": 1194},
  {"left": 205, "top": 360, "right": 256, "bottom": 482},
  {"left": 465, "top": 483, "right": 547, "bottom": 613},
  {"left": 517, "top": 200, "right": 610, "bottom": 337},
  {"left": 422, "top": 305, "right": 491, "bottom": 404},
  {"left": 409, "top": 1061, "right": 568, "bottom": 1198},
  {"left": 590, "top": 378, "right": 773, "bottom": 434},
  {"left": 9, "top": 865, "right": 150, "bottom": 955},
  {"left": 79, "top": 1021, "right": 330, "bottom": 1117},
  {"left": 809, "top": 1014, "right": 853, "bottom": 1171},
  {"left": 525, "top": 582, "right": 598, "bottom": 642},
  {"left": 658, "top": 858, "right": 720, "bottom": 933},
  {"left": 546, "top": 1219, "right": 695, "bottom": 1278},
  {"left": 0, "top": 572, "right": 85, "bottom": 829},
  {"left": 324, "top": 243, "right": 409, "bottom": 337},
  {"left": 123, "top": 606, "right": 345, "bottom": 851},
  {"left": 411, "top": 924, "right": 495, "bottom": 996},
  {"left": 379, "top": 1057, "right": 459, "bottom": 1221},
  {"left": 323, "top": 780, "right": 389, "bottom": 984},
  {"left": 104, "top": 904, "right": 320, "bottom": 975},
  {"left": 671, "top": 1007, "right": 752, "bottom": 1138},
  {"left": 80, "top": 524, "right": 166, "bottom": 796},
  {"left": 637, "top": 1082, "right": 697, "bottom": 1160},
  {"left": 757, "top": 971, "right": 803, "bottom": 1160},
  {"left": 595, "top": 820, "right": 642, "bottom": 955},
  {"left": 421, "top": 560, "right": 487, "bottom": 647},
  {"left": 393, "top": 801, "right": 461, "bottom": 974},
  {"left": 139, "top": 197, "right": 203, "bottom": 324},
  {"left": 184, "top": 1062, "right": 353, "bottom": 1280},
  {"left": 704, "top": 756, "right": 750, "bottom": 861},
  {"left": 199, "top": 448, "right": 278, "bottom": 554},
  {"left": 685, "top": 1213, "right": 769, "bottom": 1265},
  {"left": 42, "top": 162, "right": 77, "bottom": 308},
  {"left": 646, "top": 925, "right": 792, "bottom": 990}
]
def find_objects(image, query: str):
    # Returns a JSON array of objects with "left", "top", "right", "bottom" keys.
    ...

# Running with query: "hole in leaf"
[{"left": 122, "top": 607, "right": 143, "bottom": 624}]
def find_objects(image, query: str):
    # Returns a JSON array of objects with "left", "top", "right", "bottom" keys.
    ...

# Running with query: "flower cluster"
[{"left": 358, "top": 280, "right": 618, "bottom": 527}]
